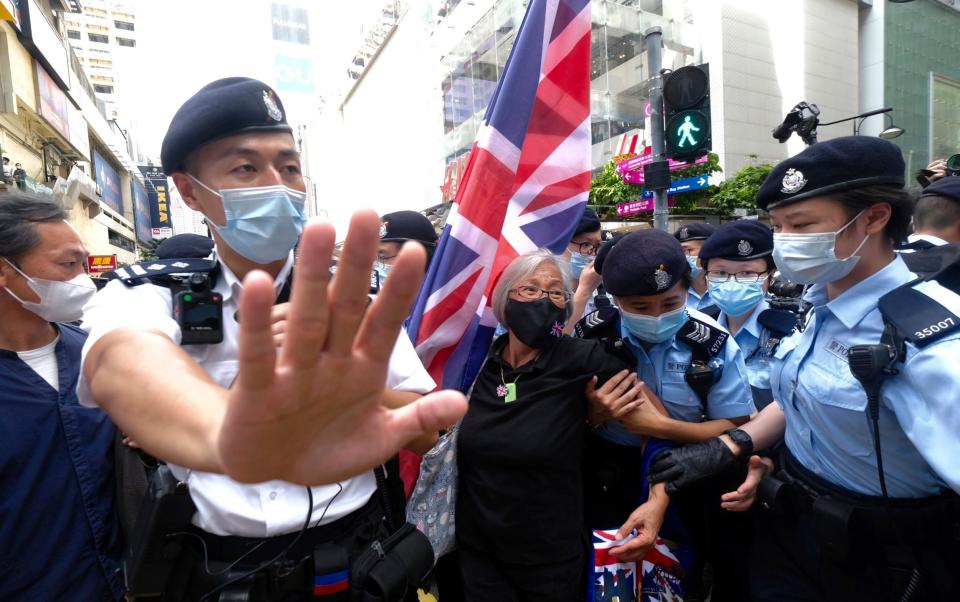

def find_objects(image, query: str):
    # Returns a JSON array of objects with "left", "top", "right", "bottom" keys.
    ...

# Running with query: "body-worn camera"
[
  {"left": 947, "top": 154, "right": 960, "bottom": 177},
  {"left": 172, "top": 272, "right": 223, "bottom": 345}
]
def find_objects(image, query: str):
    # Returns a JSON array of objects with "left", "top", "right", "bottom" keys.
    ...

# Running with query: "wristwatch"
[{"left": 723, "top": 428, "right": 754, "bottom": 457}]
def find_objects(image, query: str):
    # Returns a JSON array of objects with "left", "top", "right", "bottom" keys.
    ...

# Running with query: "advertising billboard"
[
  {"left": 93, "top": 150, "right": 123, "bottom": 214},
  {"left": 131, "top": 180, "right": 153, "bottom": 243},
  {"left": 138, "top": 165, "right": 172, "bottom": 232}
]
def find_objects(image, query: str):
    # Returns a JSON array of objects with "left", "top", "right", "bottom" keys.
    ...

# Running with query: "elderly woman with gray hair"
[{"left": 454, "top": 249, "right": 633, "bottom": 601}]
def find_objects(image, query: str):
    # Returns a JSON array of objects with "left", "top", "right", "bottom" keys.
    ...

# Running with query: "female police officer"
[
  {"left": 648, "top": 136, "right": 960, "bottom": 601},
  {"left": 697, "top": 219, "right": 793, "bottom": 409},
  {"left": 583, "top": 228, "right": 755, "bottom": 600}
]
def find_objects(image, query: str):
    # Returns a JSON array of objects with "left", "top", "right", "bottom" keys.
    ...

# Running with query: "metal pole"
[{"left": 645, "top": 27, "right": 667, "bottom": 231}]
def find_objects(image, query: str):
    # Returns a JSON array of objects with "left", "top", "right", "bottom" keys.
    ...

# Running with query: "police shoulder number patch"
[{"left": 879, "top": 285, "right": 960, "bottom": 348}]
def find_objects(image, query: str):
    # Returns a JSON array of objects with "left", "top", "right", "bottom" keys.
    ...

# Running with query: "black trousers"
[
  {"left": 751, "top": 503, "right": 960, "bottom": 602},
  {"left": 458, "top": 543, "right": 585, "bottom": 602},
  {"left": 671, "top": 469, "right": 754, "bottom": 602},
  {"left": 751, "top": 453, "right": 960, "bottom": 602}
]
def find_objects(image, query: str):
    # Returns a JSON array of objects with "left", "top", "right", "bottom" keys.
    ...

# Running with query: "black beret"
[
  {"left": 920, "top": 176, "right": 960, "bottom": 203},
  {"left": 161, "top": 77, "right": 292, "bottom": 174},
  {"left": 593, "top": 233, "right": 624, "bottom": 275},
  {"left": 155, "top": 233, "right": 214, "bottom": 259},
  {"left": 380, "top": 211, "right": 438, "bottom": 245},
  {"left": 602, "top": 229, "right": 688, "bottom": 296},
  {"left": 573, "top": 207, "right": 601, "bottom": 236},
  {"left": 757, "top": 136, "right": 905, "bottom": 211},
  {"left": 674, "top": 222, "right": 715, "bottom": 242},
  {"left": 698, "top": 219, "right": 773, "bottom": 268}
]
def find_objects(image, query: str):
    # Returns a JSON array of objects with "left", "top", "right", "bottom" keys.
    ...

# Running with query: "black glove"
[{"left": 648, "top": 438, "right": 739, "bottom": 495}]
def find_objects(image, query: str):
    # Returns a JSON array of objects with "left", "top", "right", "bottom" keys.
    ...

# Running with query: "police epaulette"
[
  {"left": 757, "top": 308, "right": 799, "bottom": 339},
  {"left": 574, "top": 305, "right": 620, "bottom": 340},
  {"left": 108, "top": 258, "right": 219, "bottom": 287},
  {"left": 677, "top": 315, "right": 728, "bottom": 358},
  {"left": 879, "top": 283, "right": 960, "bottom": 349}
]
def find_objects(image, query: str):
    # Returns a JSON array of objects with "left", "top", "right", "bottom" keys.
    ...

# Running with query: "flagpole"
[{"left": 645, "top": 26, "right": 668, "bottom": 231}]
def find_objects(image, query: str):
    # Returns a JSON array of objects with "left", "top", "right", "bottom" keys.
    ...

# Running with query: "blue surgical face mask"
[
  {"left": 619, "top": 305, "right": 689, "bottom": 343},
  {"left": 686, "top": 255, "right": 703, "bottom": 278},
  {"left": 189, "top": 174, "right": 307, "bottom": 264},
  {"left": 373, "top": 260, "right": 391, "bottom": 285},
  {"left": 772, "top": 210, "right": 868, "bottom": 285},
  {"left": 709, "top": 279, "right": 765, "bottom": 317},
  {"left": 569, "top": 252, "right": 591, "bottom": 279}
]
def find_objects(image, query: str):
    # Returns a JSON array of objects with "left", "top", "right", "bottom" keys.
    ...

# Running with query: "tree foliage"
[
  {"left": 709, "top": 155, "right": 773, "bottom": 216},
  {"left": 588, "top": 152, "right": 722, "bottom": 219},
  {"left": 138, "top": 239, "right": 161, "bottom": 261}
]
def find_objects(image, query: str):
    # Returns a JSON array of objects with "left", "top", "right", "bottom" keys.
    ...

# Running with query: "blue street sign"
[{"left": 641, "top": 175, "right": 709, "bottom": 199}]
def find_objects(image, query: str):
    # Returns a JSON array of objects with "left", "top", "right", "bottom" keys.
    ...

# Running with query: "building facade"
[
  {"left": 860, "top": 0, "right": 960, "bottom": 178},
  {"left": 315, "top": 0, "right": 861, "bottom": 223},
  {"left": 0, "top": 0, "right": 149, "bottom": 265}
]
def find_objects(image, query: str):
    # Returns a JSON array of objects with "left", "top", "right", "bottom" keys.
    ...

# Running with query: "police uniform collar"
[
  {"left": 215, "top": 249, "right": 295, "bottom": 303},
  {"left": 688, "top": 286, "right": 708, "bottom": 303},
  {"left": 818, "top": 256, "right": 912, "bottom": 330},
  {"left": 907, "top": 233, "right": 949, "bottom": 248}
]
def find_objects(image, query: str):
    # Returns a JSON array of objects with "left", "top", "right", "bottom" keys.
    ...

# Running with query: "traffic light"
[{"left": 662, "top": 64, "right": 711, "bottom": 159}]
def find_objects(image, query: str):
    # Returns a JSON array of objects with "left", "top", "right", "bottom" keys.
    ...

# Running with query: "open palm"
[{"left": 217, "top": 211, "right": 466, "bottom": 485}]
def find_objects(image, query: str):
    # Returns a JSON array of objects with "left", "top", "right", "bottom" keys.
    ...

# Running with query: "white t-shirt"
[
  {"left": 79, "top": 253, "right": 435, "bottom": 537},
  {"left": 18, "top": 335, "right": 60, "bottom": 391}
]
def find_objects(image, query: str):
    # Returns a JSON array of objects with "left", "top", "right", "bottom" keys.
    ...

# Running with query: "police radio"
[{"left": 172, "top": 272, "right": 223, "bottom": 345}]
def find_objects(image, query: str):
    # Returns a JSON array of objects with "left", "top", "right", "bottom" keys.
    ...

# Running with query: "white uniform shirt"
[{"left": 78, "top": 252, "right": 435, "bottom": 537}]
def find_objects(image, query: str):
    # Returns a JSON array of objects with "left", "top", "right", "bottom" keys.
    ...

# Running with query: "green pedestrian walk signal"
[
  {"left": 662, "top": 65, "right": 711, "bottom": 159},
  {"left": 666, "top": 110, "right": 709, "bottom": 155}
]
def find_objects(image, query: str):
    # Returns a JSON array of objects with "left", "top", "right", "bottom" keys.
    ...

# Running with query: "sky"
[{"left": 121, "top": 0, "right": 386, "bottom": 160}]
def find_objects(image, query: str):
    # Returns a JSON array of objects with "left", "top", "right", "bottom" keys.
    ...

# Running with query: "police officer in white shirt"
[{"left": 79, "top": 78, "right": 465, "bottom": 599}]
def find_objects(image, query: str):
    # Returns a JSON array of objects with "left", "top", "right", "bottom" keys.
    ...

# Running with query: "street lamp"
[
  {"left": 877, "top": 114, "right": 905, "bottom": 139},
  {"left": 819, "top": 107, "right": 905, "bottom": 139}
]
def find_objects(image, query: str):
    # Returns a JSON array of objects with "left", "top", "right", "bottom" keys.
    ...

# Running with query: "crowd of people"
[{"left": 2, "top": 77, "right": 959, "bottom": 602}]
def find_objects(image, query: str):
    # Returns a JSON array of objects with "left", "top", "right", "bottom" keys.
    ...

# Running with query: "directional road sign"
[{"left": 640, "top": 175, "right": 709, "bottom": 199}]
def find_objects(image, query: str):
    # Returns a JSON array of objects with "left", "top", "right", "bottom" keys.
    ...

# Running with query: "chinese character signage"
[{"left": 87, "top": 255, "right": 117, "bottom": 273}]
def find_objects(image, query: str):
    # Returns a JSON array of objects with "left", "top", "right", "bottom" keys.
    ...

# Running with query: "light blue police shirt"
[
  {"left": 685, "top": 286, "right": 713, "bottom": 313},
  {"left": 719, "top": 299, "right": 775, "bottom": 405},
  {"left": 771, "top": 256, "right": 960, "bottom": 497},
  {"left": 597, "top": 308, "right": 755, "bottom": 446}
]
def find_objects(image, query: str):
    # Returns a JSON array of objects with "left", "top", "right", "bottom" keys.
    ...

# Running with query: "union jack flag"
[{"left": 408, "top": 0, "right": 593, "bottom": 390}]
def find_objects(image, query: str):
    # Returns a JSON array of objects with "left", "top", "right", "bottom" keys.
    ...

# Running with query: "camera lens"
[{"left": 946, "top": 154, "right": 960, "bottom": 174}]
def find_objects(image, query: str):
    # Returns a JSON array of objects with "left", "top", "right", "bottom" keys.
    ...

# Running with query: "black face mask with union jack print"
[{"left": 504, "top": 298, "right": 567, "bottom": 349}]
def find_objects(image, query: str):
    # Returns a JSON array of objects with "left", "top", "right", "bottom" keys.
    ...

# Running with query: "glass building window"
[
  {"left": 931, "top": 75, "right": 960, "bottom": 161},
  {"left": 94, "top": 84, "right": 114, "bottom": 94},
  {"left": 67, "top": 29, "right": 80, "bottom": 39},
  {"left": 88, "top": 33, "right": 108, "bottom": 43},
  {"left": 117, "top": 38, "right": 136, "bottom": 47},
  {"left": 114, "top": 20, "right": 135, "bottom": 31}
]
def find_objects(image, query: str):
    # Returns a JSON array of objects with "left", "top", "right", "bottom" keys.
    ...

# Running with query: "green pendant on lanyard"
[{"left": 498, "top": 365, "right": 521, "bottom": 403}]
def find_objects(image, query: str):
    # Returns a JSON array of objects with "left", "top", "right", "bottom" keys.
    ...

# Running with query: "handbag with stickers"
[{"left": 405, "top": 424, "right": 459, "bottom": 560}]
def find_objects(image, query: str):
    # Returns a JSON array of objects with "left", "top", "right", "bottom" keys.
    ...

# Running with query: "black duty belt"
[
  {"left": 764, "top": 450, "right": 960, "bottom": 547},
  {"left": 190, "top": 492, "right": 383, "bottom": 564}
]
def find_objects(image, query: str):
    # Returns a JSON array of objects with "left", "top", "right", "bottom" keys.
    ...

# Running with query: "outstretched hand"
[
  {"left": 217, "top": 210, "right": 466, "bottom": 485},
  {"left": 720, "top": 455, "right": 774, "bottom": 512}
]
